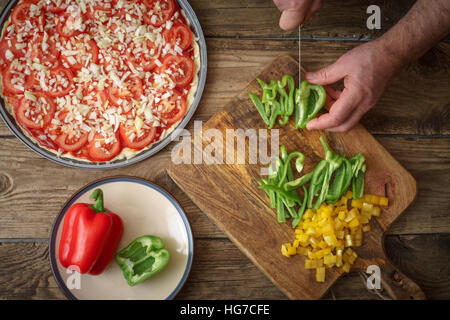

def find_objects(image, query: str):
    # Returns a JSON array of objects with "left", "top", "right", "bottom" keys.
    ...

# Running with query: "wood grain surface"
[{"left": 0, "top": 0, "right": 449, "bottom": 300}]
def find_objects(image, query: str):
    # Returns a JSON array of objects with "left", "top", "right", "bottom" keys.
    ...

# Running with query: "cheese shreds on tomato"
[{"left": 0, "top": 0, "right": 198, "bottom": 162}]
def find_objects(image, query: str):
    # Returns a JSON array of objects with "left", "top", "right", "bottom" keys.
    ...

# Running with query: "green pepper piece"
[
  {"left": 277, "top": 74, "right": 295, "bottom": 116},
  {"left": 307, "top": 160, "right": 327, "bottom": 208},
  {"left": 278, "top": 152, "right": 305, "bottom": 186},
  {"left": 268, "top": 100, "right": 282, "bottom": 129},
  {"left": 115, "top": 235, "right": 170, "bottom": 286},
  {"left": 294, "top": 88, "right": 301, "bottom": 128},
  {"left": 327, "top": 158, "right": 351, "bottom": 203},
  {"left": 256, "top": 78, "right": 277, "bottom": 104},
  {"left": 297, "top": 80, "right": 310, "bottom": 129},
  {"left": 292, "top": 186, "right": 308, "bottom": 228},
  {"left": 276, "top": 193, "right": 286, "bottom": 223},
  {"left": 259, "top": 184, "right": 302, "bottom": 203},
  {"left": 283, "top": 171, "right": 313, "bottom": 191},
  {"left": 352, "top": 163, "right": 366, "bottom": 199},
  {"left": 248, "top": 92, "right": 269, "bottom": 125},
  {"left": 303, "top": 83, "right": 326, "bottom": 127}
]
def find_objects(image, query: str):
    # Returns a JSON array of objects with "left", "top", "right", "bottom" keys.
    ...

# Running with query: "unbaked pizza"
[{"left": 0, "top": 0, "right": 200, "bottom": 162}]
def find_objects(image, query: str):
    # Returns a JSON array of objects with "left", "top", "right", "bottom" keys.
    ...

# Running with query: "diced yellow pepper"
[
  {"left": 372, "top": 206, "right": 381, "bottom": 217},
  {"left": 348, "top": 218, "right": 360, "bottom": 228},
  {"left": 342, "top": 262, "right": 351, "bottom": 273},
  {"left": 287, "top": 245, "right": 297, "bottom": 256},
  {"left": 305, "top": 259, "right": 316, "bottom": 269},
  {"left": 281, "top": 244, "right": 290, "bottom": 258},
  {"left": 351, "top": 199, "right": 363, "bottom": 209},
  {"left": 362, "top": 225, "right": 371, "bottom": 232},
  {"left": 379, "top": 197, "right": 389, "bottom": 207},
  {"left": 293, "top": 240, "right": 300, "bottom": 248},
  {"left": 316, "top": 267, "right": 326, "bottom": 282}
]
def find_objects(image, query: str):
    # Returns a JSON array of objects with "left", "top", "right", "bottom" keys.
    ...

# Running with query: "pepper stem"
[{"left": 89, "top": 188, "right": 105, "bottom": 213}]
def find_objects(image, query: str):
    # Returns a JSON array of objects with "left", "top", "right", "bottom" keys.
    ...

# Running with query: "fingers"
[
  {"left": 280, "top": 8, "right": 307, "bottom": 30},
  {"left": 326, "top": 106, "right": 366, "bottom": 132},
  {"left": 306, "top": 89, "right": 359, "bottom": 130},
  {"left": 305, "top": 60, "right": 347, "bottom": 86},
  {"left": 305, "top": 0, "right": 323, "bottom": 21},
  {"left": 278, "top": 0, "right": 314, "bottom": 31}
]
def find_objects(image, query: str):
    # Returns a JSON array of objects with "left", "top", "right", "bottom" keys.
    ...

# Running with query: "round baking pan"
[{"left": 0, "top": 0, "right": 207, "bottom": 169}]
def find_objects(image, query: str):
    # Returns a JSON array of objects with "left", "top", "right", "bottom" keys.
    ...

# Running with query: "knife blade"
[{"left": 298, "top": 25, "right": 302, "bottom": 84}]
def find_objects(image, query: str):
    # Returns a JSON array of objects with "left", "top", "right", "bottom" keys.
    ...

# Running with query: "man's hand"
[
  {"left": 273, "top": 0, "right": 323, "bottom": 30},
  {"left": 305, "top": 40, "right": 403, "bottom": 132}
]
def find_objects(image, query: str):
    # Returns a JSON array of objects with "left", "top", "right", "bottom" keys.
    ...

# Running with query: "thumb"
[
  {"left": 305, "top": 60, "right": 346, "bottom": 85},
  {"left": 279, "top": 9, "right": 307, "bottom": 31}
]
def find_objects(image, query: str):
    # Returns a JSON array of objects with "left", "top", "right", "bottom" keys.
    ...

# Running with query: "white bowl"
[{"left": 49, "top": 177, "right": 193, "bottom": 300}]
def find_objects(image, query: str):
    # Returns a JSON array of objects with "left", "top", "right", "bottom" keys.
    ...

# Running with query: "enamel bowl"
[{"left": 49, "top": 177, "right": 193, "bottom": 300}]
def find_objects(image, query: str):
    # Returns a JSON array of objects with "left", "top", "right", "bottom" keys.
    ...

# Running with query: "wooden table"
[{"left": 0, "top": 0, "right": 448, "bottom": 300}]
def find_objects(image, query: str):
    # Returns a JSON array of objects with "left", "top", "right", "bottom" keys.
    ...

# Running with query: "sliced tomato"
[
  {"left": 44, "top": 0, "right": 69, "bottom": 13},
  {"left": 162, "top": 54, "right": 194, "bottom": 87},
  {"left": 88, "top": 133, "right": 121, "bottom": 161},
  {"left": 143, "top": 0, "right": 175, "bottom": 27},
  {"left": 119, "top": 124, "right": 156, "bottom": 150},
  {"left": 85, "top": 5, "right": 113, "bottom": 21},
  {"left": 55, "top": 132, "right": 89, "bottom": 152},
  {"left": 61, "top": 39, "right": 99, "bottom": 71},
  {"left": 2, "top": 65, "right": 35, "bottom": 94},
  {"left": 56, "top": 8, "right": 84, "bottom": 38},
  {"left": 30, "top": 34, "right": 59, "bottom": 65},
  {"left": 167, "top": 23, "right": 192, "bottom": 51},
  {"left": 107, "top": 77, "right": 143, "bottom": 107},
  {"left": 11, "top": 2, "right": 41, "bottom": 25},
  {"left": 0, "top": 40, "right": 13, "bottom": 63},
  {"left": 15, "top": 93, "right": 56, "bottom": 129},
  {"left": 159, "top": 91, "right": 187, "bottom": 124},
  {"left": 46, "top": 67, "right": 74, "bottom": 97}
]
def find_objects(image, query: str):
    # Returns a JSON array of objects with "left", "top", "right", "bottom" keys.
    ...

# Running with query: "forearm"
[{"left": 375, "top": 0, "right": 450, "bottom": 70}]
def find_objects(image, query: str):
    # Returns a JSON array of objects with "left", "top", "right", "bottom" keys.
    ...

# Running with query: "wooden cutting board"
[{"left": 167, "top": 55, "right": 425, "bottom": 300}]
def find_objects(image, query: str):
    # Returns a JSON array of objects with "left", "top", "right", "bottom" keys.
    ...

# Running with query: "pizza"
[{"left": 0, "top": 0, "right": 200, "bottom": 162}]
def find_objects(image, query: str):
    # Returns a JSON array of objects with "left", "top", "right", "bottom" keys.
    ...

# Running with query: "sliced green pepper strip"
[
  {"left": 259, "top": 184, "right": 302, "bottom": 203},
  {"left": 303, "top": 83, "right": 326, "bottom": 127},
  {"left": 276, "top": 193, "right": 287, "bottom": 222},
  {"left": 297, "top": 80, "right": 310, "bottom": 129},
  {"left": 280, "top": 145, "right": 294, "bottom": 181},
  {"left": 307, "top": 160, "right": 327, "bottom": 208},
  {"left": 283, "top": 171, "right": 313, "bottom": 191},
  {"left": 292, "top": 186, "right": 308, "bottom": 228},
  {"left": 256, "top": 78, "right": 277, "bottom": 104},
  {"left": 115, "top": 235, "right": 170, "bottom": 286},
  {"left": 352, "top": 163, "right": 366, "bottom": 199},
  {"left": 326, "top": 158, "right": 351, "bottom": 203},
  {"left": 278, "top": 152, "right": 304, "bottom": 186},
  {"left": 282, "top": 196, "right": 299, "bottom": 218},
  {"left": 248, "top": 92, "right": 269, "bottom": 125},
  {"left": 278, "top": 74, "right": 295, "bottom": 116},
  {"left": 294, "top": 88, "right": 301, "bottom": 129},
  {"left": 268, "top": 100, "right": 282, "bottom": 129}
]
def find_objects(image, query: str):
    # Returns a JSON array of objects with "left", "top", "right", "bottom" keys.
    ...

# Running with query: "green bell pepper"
[{"left": 115, "top": 235, "right": 170, "bottom": 286}]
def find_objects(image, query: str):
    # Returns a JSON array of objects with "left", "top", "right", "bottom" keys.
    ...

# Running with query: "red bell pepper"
[{"left": 59, "top": 188, "right": 124, "bottom": 275}]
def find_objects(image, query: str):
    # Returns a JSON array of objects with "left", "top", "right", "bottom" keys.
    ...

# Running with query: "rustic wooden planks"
[{"left": 189, "top": 0, "right": 429, "bottom": 40}]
